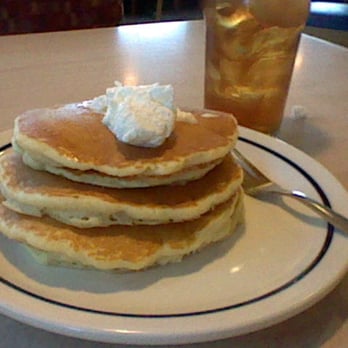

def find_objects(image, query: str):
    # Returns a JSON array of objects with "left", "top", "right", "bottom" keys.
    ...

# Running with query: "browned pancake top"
[
  {"left": 15, "top": 104, "right": 237, "bottom": 168},
  {"left": 1, "top": 151, "right": 242, "bottom": 208}
]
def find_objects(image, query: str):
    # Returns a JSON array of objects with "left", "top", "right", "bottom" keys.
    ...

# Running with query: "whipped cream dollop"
[{"left": 88, "top": 81, "right": 176, "bottom": 148}]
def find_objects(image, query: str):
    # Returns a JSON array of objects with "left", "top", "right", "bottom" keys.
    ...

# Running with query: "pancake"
[
  {"left": 12, "top": 103, "right": 238, "bottom": 186},
  {"left": 22, "top": 155, "right": 221, "bottom": 188},
  {"left": 0, "top": 150, "right": 243, "bottom": 227},
  {"left": 0, "top": 191, "right": 244, "bottom": 271}
]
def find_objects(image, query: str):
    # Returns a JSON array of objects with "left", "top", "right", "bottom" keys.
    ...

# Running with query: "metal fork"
[{"left": 233, "top": 148, "right": 348, "bottom": 234}]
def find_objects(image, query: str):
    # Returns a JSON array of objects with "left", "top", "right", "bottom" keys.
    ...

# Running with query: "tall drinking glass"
[{"left": 204, "top": 0, "right": 310, "bottom": 134}]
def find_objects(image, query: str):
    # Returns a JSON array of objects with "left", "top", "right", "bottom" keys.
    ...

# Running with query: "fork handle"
[{"left": 277, "top": 190, "right": 348, "bottom": 234}]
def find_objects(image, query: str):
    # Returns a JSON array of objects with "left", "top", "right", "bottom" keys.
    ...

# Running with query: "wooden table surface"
[{"left": 0, "top": 20, "right": 347, "bottom": 347}]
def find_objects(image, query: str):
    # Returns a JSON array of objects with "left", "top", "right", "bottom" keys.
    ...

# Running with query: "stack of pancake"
[{"left": 0, "top": 103, "right": 244, "bottom": 271}]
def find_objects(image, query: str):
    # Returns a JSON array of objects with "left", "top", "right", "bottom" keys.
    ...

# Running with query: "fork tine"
[
  {"left": 232, "top": 148, "right": 273, "bottom": 194},
  {"left": 233, "top": 148, "right": 268, "bottom": 179},
  {"left": 233, "top": 150, "right": 348, "bottom": 232}
]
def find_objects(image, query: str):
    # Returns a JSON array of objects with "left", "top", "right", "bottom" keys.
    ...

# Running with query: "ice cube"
[
  {"left": 216, "top": 0, "right": 244, "bottom": 18},
  {"left": 216, "top": 8, "right": 261, "bottom": 60},
  {"left": 217, "top": 5, "right": 252, "bottom": 29},
  {"left": 250, "top": 26, "right": 302, "bottom": 58},
  {"left": 219, "top": 26, "right": 259, "bottom": 60},
  {"left": 219, "top": 58, "right": 244, "bottom": 85},
  {"left": 249, "top": 0, "right": 310, "bottom": 28},
  {"left": 244, "top": 55, "right": 295, "bottom": 89},
  {"left": 224, "top": 85, "right": 264, "bottom": 108}
]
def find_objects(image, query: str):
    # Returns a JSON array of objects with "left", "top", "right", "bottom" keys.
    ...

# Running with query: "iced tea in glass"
[{"left": 204, "top": 0, "right": 310, "bottom": 134}]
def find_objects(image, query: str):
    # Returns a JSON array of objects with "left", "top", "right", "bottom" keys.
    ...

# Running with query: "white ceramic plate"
[{"left": 1, "top": 127, "right": 348, "bottom": 345}]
